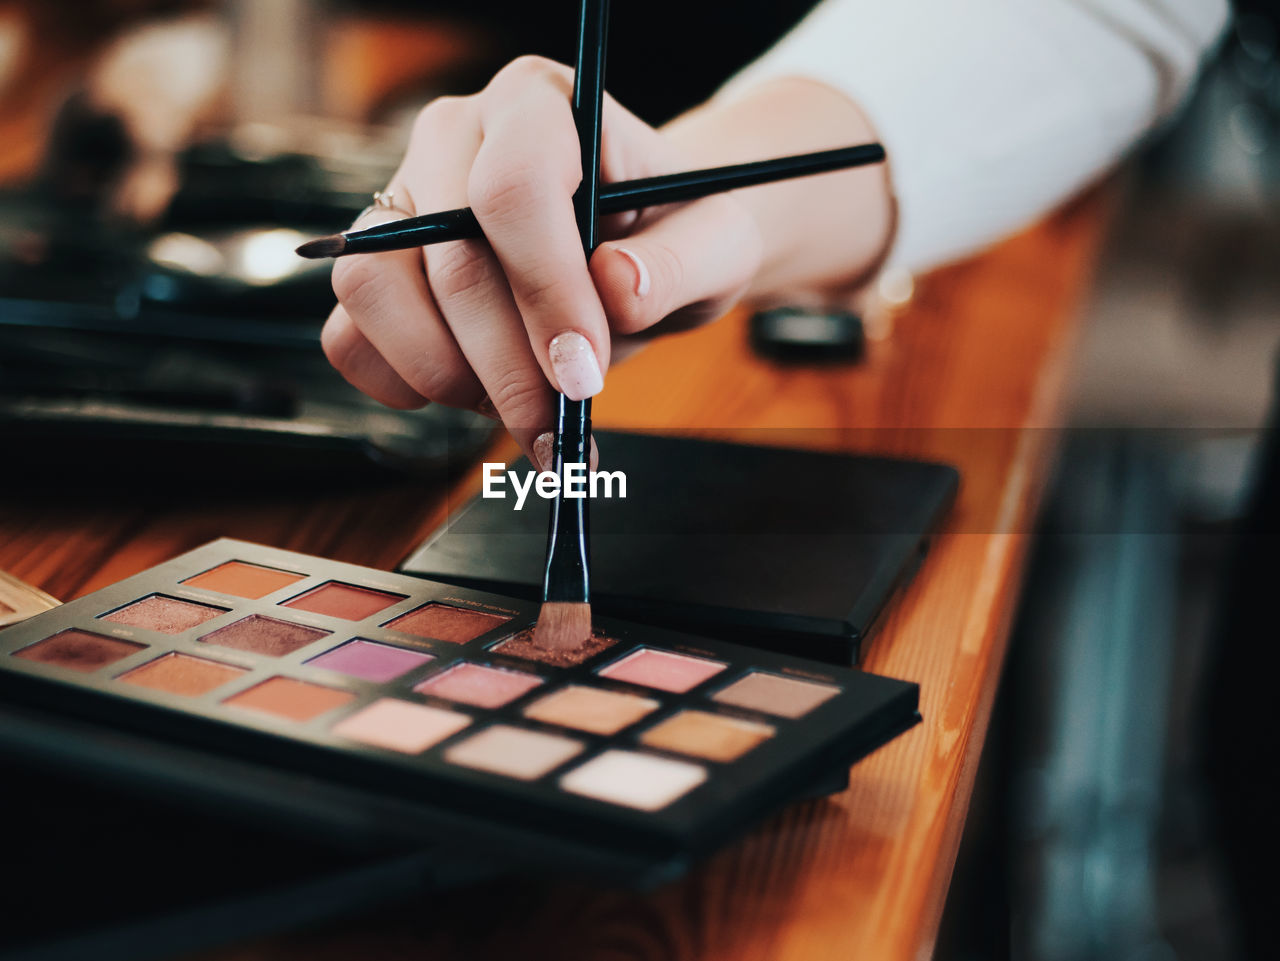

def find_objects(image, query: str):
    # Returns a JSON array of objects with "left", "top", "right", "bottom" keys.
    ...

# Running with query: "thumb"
[{"left": 590, "top": 194, "right": 763, "bottom": 336}]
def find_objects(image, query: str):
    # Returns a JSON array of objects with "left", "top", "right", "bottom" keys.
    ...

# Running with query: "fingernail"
[
  {"left": 475, "top": 395, "right": 500, "bottom": 420},
  {"left": 615, "top": 246, "right": 650, "bottom": 297},
  {"left": 533, "top": 432, "right": 554, "bottom": 472},
  {"left": 590, "top": 436, "right": 599, "bottom": 472},
  {"left": 548, "top": 331, "right": 604, "bottom": 400}
]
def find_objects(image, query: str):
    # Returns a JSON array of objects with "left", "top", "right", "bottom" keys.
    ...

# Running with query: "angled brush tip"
[
  {"left": 532, "top": 601, "right": 593, "bottom": 653},
  {"left": 295, "top": 235, "right": 347, "bottom": 259}
]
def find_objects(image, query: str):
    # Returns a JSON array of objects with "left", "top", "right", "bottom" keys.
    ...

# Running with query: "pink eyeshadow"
[
  {"left": 307, "top": 639, "right": 433, "bottom": 682},
  {"left": 597, "top": 648, "right": 727, "bottom": 693},
  {"left": 415, "top": 662, "right": 543, "bottom": 709},
  {"left": 102, "top": 595, "right": 227, "bottom": 635}
]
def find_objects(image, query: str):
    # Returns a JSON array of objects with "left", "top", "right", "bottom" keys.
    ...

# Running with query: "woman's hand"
[
  {"left": 321, "top": 56, "right": 763, "bottom": 467},
  {"left": 322, "top": 58, "right": 894, "bottom": 467}
]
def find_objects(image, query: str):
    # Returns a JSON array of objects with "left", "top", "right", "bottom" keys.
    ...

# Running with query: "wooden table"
[{"left": 0, "top": 190, "right": 1107, "bottom": 959}]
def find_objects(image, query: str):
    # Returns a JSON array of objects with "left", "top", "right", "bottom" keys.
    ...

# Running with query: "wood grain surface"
[{"left": 0, "top": 189, "right": 1107, "bottom": 959}]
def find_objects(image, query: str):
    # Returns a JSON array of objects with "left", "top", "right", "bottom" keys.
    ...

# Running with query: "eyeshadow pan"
[
  {"left": 281, "top": 582, "right": 405, "bottom": 621},
  {"left": 224, "top": 676, "right": 354, "bottom": 721},
  {"left": 306, "top": 639, "right": 433, "bottom": 682},
  {"left": 597, "top": 648, "right": 726, "bottom": 693},
  {"left": 181, "top": 560, "right": 306, "bottom": 599},
  {"left": 118, "top": 652, "right": 246, "bottom": 697},
  {"left": 445, "top": 725, "right": 583, "bottom": 780},
  {"left": 333, "top": 699, "right": 471, "bottom": 753},
  {"left": 102, "top": 595, "right": 226, "bottom": 635},
  {"left": 415, "top": 662, "right": 543, "bottom": 709},
  {"left": 198, "top": 615, "right": 329, "bottom": 657},
  {"left": 385, "top": 603, "right": 507, "bottom": 644},
  {"left": 12, "top": 629, "right": 144, "bottom": 672},
  {"left": 490, "top": 628, "right": 617, "bottom": 667},
  {"left": 561, "top": 749, "right": 707, "bottom": 811},
  {"left": 523, "top": 685, "right": 658, "bottom": 735},
  {"left": 712, "top": 672, "right": 841, "bottom": 719},
  {"left": 641, "top": 710, "right": 775, "bottom": 762}
]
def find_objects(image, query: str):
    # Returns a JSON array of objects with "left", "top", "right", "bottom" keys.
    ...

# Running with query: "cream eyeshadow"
[
  {"left": 560, "top": 749, "right": 707, "bottom": 811},
  {"left": 445, "top": 725, "right": 583, "bottom": 780}
]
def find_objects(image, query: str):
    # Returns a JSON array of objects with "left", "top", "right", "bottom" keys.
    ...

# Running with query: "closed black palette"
[
  {"left": 401, "top": 431, "right": 959, "bottom": 664},
  {"left": 0, "top": 539, "right": 919, "bottom": 886}
]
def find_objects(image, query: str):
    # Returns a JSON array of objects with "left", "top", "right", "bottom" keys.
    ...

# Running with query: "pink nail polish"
[
  {"left": 615, "top": 246, "right": 651, "bottom": 297},
  {"left": 534, "top": 432, "right": 555, "bottom": 472},
  {"left": 548, "top": 331, "right": 604, "bottom": 400}
]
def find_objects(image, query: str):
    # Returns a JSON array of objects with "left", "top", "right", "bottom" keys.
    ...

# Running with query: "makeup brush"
[
  {"left": 533, "top": 0, "right": 608, "bottom": 653},
  {"left": 295, "top": 143, "right": 884, "bottom": 259}
]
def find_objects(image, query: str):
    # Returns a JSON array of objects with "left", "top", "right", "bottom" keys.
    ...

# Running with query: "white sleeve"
[{"left": 717, "top": 0, "right": 1230, "bottom": 272}]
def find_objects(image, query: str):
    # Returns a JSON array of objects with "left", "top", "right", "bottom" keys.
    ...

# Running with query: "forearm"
[{"left": 662, "top": 77, "right": 894, "bottom": 299}]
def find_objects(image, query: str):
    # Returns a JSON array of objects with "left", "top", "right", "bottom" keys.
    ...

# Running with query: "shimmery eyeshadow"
[
  {"left": 181, "top": 561, "right": 306, "bottom": 599},
  {"left": 198, "top": 615, "right": 329, "bottom": 657},
  {"left": 640, "top": 710, "right": 775, "bottom": 762},
  {"left": 597, "top": 648, "right": 726, "bottom": 693},
  {"left": 490, "top": 628, "right": 617, "bottom": 667},
  {"left": 561, "top": 750, "right": 706, "bottom": 810},
  {"left": 415, "top": 662, "right": 543, "bottom": 709},
  {"left": 333, "top": 699, "right": 470, "bottom": 753},
  {"left": 101, "top": 595, "right": 227, "bottom": 635},
  {"left": 523, "top": 685, "right": 658, "bottom": 735},
  {"left": 712, "top": 672, "right": 841, "bottom": 719},
  {"left": 280, "top": 582, "right": 405, "bottom": 621},
  {"left": 384, "top": 603, "right": 508, "bottom": 644},
  {"left": 224, "top": 676, "right": 354, "bottom": 721},
  {"left": 306, "top": 639, "right": 433, "bottom": 682},
  {"left": 445, "top": 725, "right": 582, "bottom": 780},
  {"left": 12, "top": 630, "right": 144, "bottom": 672},
  {"left": 118, "top": 653, "right": 246, "bottom": 697}
]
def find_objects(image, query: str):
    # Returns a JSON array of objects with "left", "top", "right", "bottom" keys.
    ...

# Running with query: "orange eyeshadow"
[
  {"left": 182, "top": 561, "right": 307, "bottom": 600},
  {"left": 118, "top": 653, "right": 246, "bottom": 696},
  {"left": 385, "top": 604, "right": 508, "bottom": 644},
  {"left": 224, "top": 676, "right": 354, "bottom": 721}
]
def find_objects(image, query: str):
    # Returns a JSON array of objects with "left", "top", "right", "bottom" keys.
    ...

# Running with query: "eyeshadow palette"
[
  {"left": 402, "top": 431, "right": 959, "bottom": 664},
  {"left": 0, "top": 539, "right": 920, "bottom": 885}
]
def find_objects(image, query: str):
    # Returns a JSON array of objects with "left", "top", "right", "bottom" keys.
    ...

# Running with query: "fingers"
[
  {"left": 590, "top": 194, "right": 763, "bottom": 336},
  {"left": 320, "top": 306, "right": 429, "bottom": 410},
  {"left": 468, "top": 58, "right": 610, "bottom": 401},
  {"left": 401, "top": 94, "right": 555, "bottom": 463},
  {"left": 328, "top": 206, "right": 486, "bottom": 413}
]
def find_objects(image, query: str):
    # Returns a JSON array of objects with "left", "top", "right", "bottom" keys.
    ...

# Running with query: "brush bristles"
[
  {"left": 295, "top": 235, "right": 347, "bottom": 259},
  {"left": 532, "top": 601, "right": 593, "bottom": 652}
]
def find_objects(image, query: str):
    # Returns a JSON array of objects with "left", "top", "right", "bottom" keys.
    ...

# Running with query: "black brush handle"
[
  {"left": 542, "top": 0, "right": 607, "bottom": 604},
  {"left": 331, "top": 144, "right": 885, "bottom": 256}
]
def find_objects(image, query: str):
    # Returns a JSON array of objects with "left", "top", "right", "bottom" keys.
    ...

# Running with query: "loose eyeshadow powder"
[
  {"left": 224, "top": 676, "right": 354, "bottom": 721},
  {"left": 101, "top": 595, "right": 226, "bottom": 635},
  {"left": 181, "top": 561, "right": 306, "bottom": 599},
  {"left": 198, "top": 615, "right": 329, "bottom": 657},
  {"left": 118, "top": 652, "right": 246, "bottom": 697},
  {"left": 712, "top": 672, "right": 841, "bottom": 719},
  {"left": 415, "top": 662, "right": 543, "bottom": 709},
  {"left": 490, "top": 628, "right": 617, "bottom": 667},
  {"left": 281, "top": 582, "right": 404, "bottom": 621},
  {"left": 640, "top": 710, "right": 775, "bottom": 762},
  {"left": 445, "top": 725, "right": 583, "bottom": 780},
  {"left": 598, "top": 648, "right": 726, "bottom": 693},
  {"left": 306, "top": 639, "right": 432, "bottom": 682},
  {"left": 12, "top": 630, "right": 143, "bottom": 672},
  {"left": 561, "top": 749, "right": 707, "bottom": 811},
  {"left": 384, "top": 603, "right": 508, "bottom": 644},
  {"left": 523, "top": 685, "right": 658, "bottom": 735},
  {"left": 333, "top": 699, "right": 471, "bottom": 754}
]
